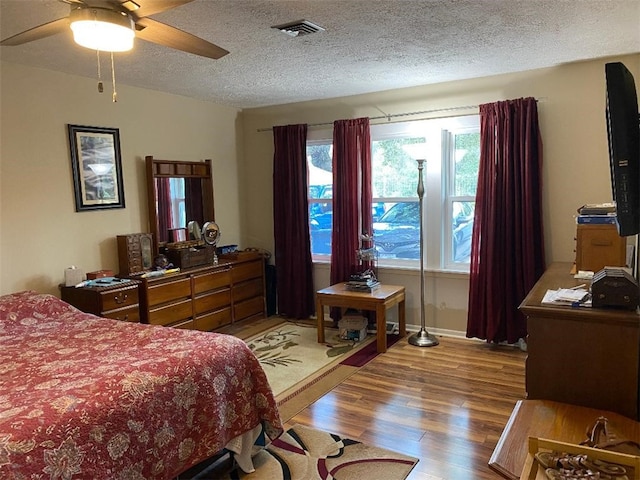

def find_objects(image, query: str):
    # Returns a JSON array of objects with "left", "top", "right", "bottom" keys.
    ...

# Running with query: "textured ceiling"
[{"left": 1, "top": 0, "right": 639, "bottom": 109}]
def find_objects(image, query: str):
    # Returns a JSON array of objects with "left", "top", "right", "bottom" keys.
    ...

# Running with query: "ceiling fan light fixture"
[{"left": 70, "top": 8, "right": 135, "bottom": 52}]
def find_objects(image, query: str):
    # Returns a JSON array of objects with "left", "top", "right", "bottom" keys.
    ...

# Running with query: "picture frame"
[{"left": 67, "top": 124, "right": 125, "bottom": 211}]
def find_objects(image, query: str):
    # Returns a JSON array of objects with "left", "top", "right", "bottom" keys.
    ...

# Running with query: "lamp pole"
[{"left": 408, "top": 159, "right": 439, "bottom": 347}]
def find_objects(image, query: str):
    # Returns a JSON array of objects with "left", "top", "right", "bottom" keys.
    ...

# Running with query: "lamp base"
[{"left": 408, "top": 328, "right": 439, "bottom": 347}]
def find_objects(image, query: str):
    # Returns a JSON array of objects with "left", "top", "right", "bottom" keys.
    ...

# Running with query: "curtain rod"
[
  {"left": 256, "top": 104, "right": 479, "bottom": 133},
  {"left": 256, "top": 97, "right": 544, "bottom": 133}
]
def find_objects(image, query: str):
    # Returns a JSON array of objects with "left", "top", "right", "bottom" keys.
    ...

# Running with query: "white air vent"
[{"left": 272, "top": 20, "right": 325, "bottom": 37}]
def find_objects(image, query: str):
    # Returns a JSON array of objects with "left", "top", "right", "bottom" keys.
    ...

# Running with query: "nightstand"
[{"left": 60, "top": 280, "right": 141, "bottom": 322}]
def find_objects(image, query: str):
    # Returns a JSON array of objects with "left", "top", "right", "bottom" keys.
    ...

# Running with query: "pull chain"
[
  {"left": 96, "top": 50, "right": 103, "bottom": 93},
  {"left": 111, "top": 51, "right": 117, "bottom": 102}
]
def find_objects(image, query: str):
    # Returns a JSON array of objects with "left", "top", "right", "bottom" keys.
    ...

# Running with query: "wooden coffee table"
[
  {"left": 489, "top": 399, "right": 640, "bottom": 479},
  {"left": 316, "top": 282, "right": 406, "bottom": 353}
]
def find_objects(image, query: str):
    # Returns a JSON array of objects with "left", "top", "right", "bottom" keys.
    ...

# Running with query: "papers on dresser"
[{"left": 542, "top": 287, "right": 592, "bottom": 307}]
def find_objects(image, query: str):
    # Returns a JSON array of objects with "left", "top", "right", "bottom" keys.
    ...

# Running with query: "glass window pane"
[
  {"left": 309, "top": 202, "right": 332, "bottom": 255},
  {"left": 308, "top": 144, "right": 333, "bottom": 256},
  {"left": 452, "top": 201, "right": 475, "bottom": 263},
  {"left": 372, "top": 138, "right": 423, "bottom": 198},
  {"left": 308, "top": 144, "right": 332, "bottom": 190},
  {"left": 373, "top": 201, "right": 420, "bottom": 259},
  {"left": 453, "top": 132, "right": 480, "bottom": 197}
]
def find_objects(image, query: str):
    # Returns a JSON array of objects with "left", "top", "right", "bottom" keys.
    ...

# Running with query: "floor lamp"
[{"left": 408, "top": 159, "right": 439, "bottom": 347}]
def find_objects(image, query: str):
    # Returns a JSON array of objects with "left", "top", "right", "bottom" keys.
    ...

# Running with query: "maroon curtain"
[
  {"left": 466, "top": 97, "right": 546, "bottom": 344},
  {"left": 273, "top": 124, "right": 315, "bottom": 319},
  {"left": 330, "top": 118, "right": 372, "bottom": 320},
  {"left": 157, "top": 178, "right": 173, "bottom": 244},
  {"left": 185, "top": 177, "right": 203, "bottom": 225}
]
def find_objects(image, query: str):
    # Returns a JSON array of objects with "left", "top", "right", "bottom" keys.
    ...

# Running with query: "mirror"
[{"left": 146, "top": 156, "right": 215, "bottom": 254}]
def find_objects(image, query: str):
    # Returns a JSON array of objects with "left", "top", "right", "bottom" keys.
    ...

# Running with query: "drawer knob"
[{"left": 114, "top": 293, "right": 128, "bottom": 304}]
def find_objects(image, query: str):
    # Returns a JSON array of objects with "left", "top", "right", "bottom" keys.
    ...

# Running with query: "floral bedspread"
[{"left": 0, "top": 291, "right": 282, "bottom": 480}]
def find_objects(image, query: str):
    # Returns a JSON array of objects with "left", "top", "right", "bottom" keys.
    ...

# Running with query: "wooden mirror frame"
[{"left": 146, "top": 155, "right": 215, "bottom": 255}]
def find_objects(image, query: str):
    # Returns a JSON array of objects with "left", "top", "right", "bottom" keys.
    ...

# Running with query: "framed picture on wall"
[{"left": 67, "top": 124, "right": 125, "bottom": 211}]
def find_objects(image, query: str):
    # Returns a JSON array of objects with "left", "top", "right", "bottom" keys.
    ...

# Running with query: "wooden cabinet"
[
  {"left": 575, "top": 224, "right": 627, "bottom": 272},
  {"left": 139, "top": 251, "right": 266, "bottom": 330},
  {"left": 60, "top": 280, "right": 141, "bottom": 323},
  {"left": 519, "top": 262, "right": 640, "bottom": 420},
  {"left": 117, "top": 233, "right": 154, "bottom": 275}
]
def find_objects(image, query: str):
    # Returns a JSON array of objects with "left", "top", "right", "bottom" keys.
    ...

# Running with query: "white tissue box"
[{"left": 64, "top": 267, "right": 84, "bottom": 287}]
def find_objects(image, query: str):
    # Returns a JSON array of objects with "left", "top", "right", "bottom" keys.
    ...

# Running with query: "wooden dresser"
[
  {"left": 61, "top": 279, "right": 141, "bottom": 322},
  {"left": 519, "top": 261, "right": 640, "bottom": 420},
  {"left": 138, "top": 251, "right": 266, "bottom": 330}
]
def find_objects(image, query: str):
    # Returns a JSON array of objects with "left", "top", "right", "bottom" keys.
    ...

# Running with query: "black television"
[{"left": 605, "top": 61, "right": 640, "bottom": 237}]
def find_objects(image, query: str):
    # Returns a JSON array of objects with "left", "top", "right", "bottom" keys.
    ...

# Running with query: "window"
[
  {"left": 307, "top": 115, "right": 480, "bottom": 271},
  {"left": 308, "top": 144, "right": 333, "bottom": 255}
]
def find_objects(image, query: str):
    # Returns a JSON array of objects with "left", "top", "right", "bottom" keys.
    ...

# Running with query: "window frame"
[
  {"left": 306, "top": 115, "right": 480, "bottom": 272},
  {"left": 442, "top": 126, "right": 479, "bottom": 270}
]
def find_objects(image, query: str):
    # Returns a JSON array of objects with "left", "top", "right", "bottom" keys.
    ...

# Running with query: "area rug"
[
  {"left": 246, "top": 323, "right": 374, "bottom": 397},
  {"left": 244, "top": 322, "right": 394, "bottom": 422},
  {"left": 220, "top": 424, "right": 418, "bottom": 480},
  {"left": 339, "top": 333, "right": 400, "bottom": 367}
]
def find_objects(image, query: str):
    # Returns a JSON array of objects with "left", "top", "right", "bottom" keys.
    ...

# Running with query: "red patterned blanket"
[{"left": 0, "top": 291, "right": 282, "bottom": 479}]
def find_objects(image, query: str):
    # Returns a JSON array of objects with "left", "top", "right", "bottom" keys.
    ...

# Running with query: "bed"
[{"left": 0, "top": 291, "right": 283, "bottom": 479}]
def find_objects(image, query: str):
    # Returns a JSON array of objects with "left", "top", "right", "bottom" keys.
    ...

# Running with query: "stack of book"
[
  {"left": 576, "top": 203, "right": 617, "bottom": 225},
  {"left": 346, "top": 274, "right": 380, "bottom": 292}
]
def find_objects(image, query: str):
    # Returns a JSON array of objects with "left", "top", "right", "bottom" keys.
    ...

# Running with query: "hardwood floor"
[{"left": 223, "top": 320, "right": 527, "bottom": 479}]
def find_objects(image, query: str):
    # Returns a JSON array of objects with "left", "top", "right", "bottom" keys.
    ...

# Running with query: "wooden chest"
[
  {"left": 165, "top": 244, "right": 216, "bottom": 269},
  {"left": 575, "top": 224, "right": 627, "bottom": 272}
]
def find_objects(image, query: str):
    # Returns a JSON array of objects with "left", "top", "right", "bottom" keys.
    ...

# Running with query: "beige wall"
[
  {"left": 2, "top": 54, "right": 639, "bottom": 335},
  {"left": 241, "top": 54, "right": 640, "bottom": 335},
  {"left": 0, "top": 62, "right": 243, "bottom": 296}
]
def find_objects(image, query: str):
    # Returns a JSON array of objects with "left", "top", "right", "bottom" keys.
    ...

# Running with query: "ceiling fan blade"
[
  {"left": 1, "top": 17, "right": 69, "bottom": 46},
  {"left": 120, "top": 0, "right": 194, "bottom": 19},
  {"left": 135, "top": 18, "right": 228, "bottom": 59}
]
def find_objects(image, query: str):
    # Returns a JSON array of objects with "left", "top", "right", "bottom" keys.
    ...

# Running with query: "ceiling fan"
[{"left": 0, "top": 0, "right": 229, "bottom": 59}]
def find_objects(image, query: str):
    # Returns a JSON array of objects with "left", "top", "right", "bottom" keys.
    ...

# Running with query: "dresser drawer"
[
  {"left": 147, "top": 278, "right": 191, "bottom": 307},
  {"left": 196, "top": 308, "right": 232, "bottom": 331},
  {"left": 193, "top": 268, "right": 232, "bottom": 294},
  {"left": 194, "top": 289, "right": 231, "bottom": 315},
  {"left": 233, "top": 278, "right": 263, "bottom": 302},
  {"left": 101, "top": 286, "right": 138, "bottom": 311},
  {"left": 148, "top": 298, "right": 192, "bottom": 326},
  {"left": 231, "top": 260, "right": 263, "bottom": 283},
  {"left": 172, "top": 318, "right": 195, "bottom": 329},
  {"left": 103, "top": 306, "right": 140, "bottom": 323},
  {"left": 234, "top": 296, "right": 265, "bottom": 321}
]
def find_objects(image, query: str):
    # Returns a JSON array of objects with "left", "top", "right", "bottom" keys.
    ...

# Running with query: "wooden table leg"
[
  {"left": 376, "top": 303, "right": 386, "bottom": 353},
  {"left": 398, "top": 297, "right": 406, "bottom": 337},
  {"left": 316, "top": 297, "right": 325, "bottom": 343}
]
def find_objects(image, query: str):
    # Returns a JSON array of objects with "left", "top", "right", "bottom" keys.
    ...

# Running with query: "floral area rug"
[
  {"left": 220, "top": 424, "right": 418, "bottom": 480},
  {"left": 244, "top": 322, "right": 376, "bottom": 422}
]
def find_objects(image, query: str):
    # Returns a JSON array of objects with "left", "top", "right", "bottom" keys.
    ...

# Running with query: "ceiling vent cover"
[{"left": 272, "top": 20, "right": 325, "bottom": 37}]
